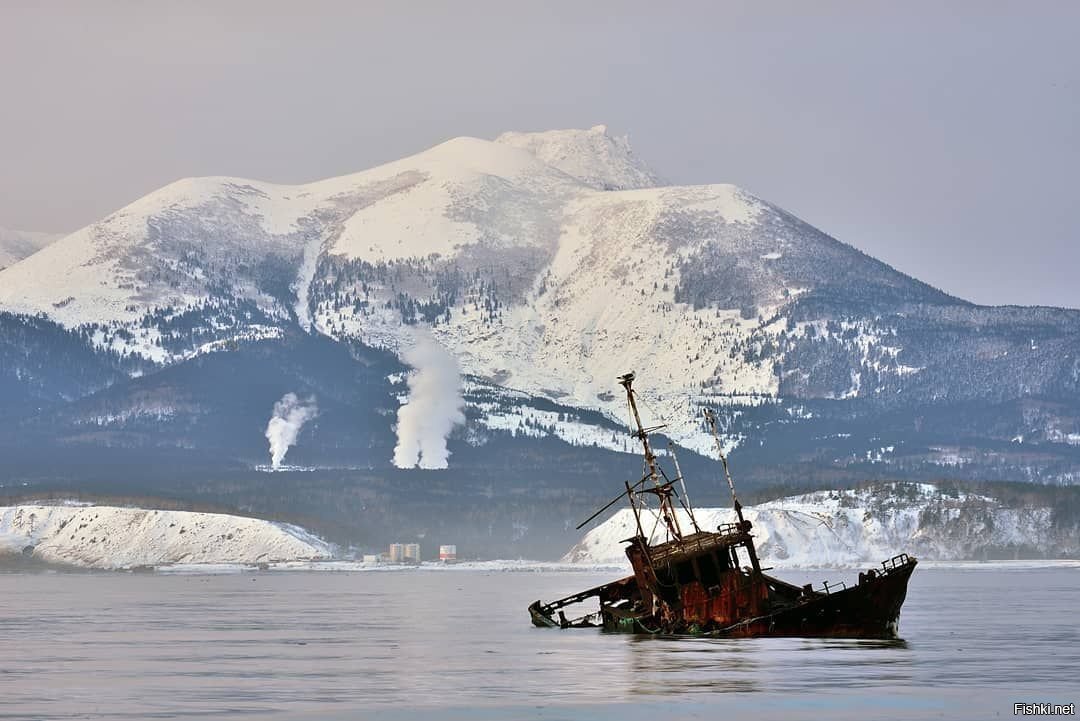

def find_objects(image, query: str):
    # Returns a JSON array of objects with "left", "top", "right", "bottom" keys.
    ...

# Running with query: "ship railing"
[
  {"left": 881, "top": 553, "right": 912, "bottom": 574},
  {"left": 819, "top": 580, "right": 847, "bottom": 595}
]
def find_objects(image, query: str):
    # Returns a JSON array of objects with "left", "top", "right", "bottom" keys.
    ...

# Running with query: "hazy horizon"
[{"left": 2, "top": 1, "right": 1077, "bottom": 308}]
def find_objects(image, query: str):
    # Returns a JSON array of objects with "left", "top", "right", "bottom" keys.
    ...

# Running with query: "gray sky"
[{"left": 2, "top": 1, "right": 1077, "bottom": 307}]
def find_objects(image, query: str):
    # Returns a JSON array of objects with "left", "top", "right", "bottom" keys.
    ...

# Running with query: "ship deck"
[{"left": 646, "top": 528, "right": 752, "bottom": 566}]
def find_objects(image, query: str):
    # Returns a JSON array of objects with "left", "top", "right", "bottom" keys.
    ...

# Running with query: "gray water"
[{"left": 0, "top": 566, "right": 1076, "bottom": 720}]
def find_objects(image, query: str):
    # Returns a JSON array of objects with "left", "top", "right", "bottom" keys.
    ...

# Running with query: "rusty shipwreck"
[{"left": 528, "top": 372, "right": 917, "bottom": 638}]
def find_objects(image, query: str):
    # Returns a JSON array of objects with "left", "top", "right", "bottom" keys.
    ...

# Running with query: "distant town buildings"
[{"left": 366, "top": 542, "right": 458, "bottom": 564}]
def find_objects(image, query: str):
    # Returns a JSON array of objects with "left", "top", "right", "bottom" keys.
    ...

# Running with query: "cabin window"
[{"left": 676, "top": 561, "right": 696, "bottom": 585}]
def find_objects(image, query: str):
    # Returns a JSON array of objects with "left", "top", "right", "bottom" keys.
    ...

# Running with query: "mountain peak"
[{"left": 494, "top": 125, "right": 661, "bottom": 191}]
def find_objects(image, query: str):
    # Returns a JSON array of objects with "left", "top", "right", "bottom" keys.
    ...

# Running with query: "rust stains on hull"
[{"left": 532, "top": 553, "right": 917, "bottom": 639}]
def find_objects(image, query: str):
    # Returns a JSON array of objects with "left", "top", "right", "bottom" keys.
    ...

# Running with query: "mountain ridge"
[{"left": 2, "top": 125, "right": 1080, "bottom": 543}]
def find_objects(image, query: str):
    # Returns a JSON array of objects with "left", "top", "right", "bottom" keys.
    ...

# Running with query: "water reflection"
[
  {"left": 0, "top": 567, "right": 1075, "bottom": 721},
  {"left": 623, "top": 635, "right": 762, "bottom": 694},
  {"left": 613, "top": 632, "right": 916, "bottom": 696}
]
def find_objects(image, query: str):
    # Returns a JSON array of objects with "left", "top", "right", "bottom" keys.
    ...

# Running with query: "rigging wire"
[
  {"left": 636, "top": 389, "right": 699, "bottom": 441},
  {"left": 621, "top": 375, "right": 710, "bottom": 540}
]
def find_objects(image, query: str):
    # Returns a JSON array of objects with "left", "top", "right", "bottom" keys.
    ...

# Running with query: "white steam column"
[
  {"left": 392, "top": 331, "right": 465, "bottom": 470},
  {"left": 265, "top": 393, "right": 319, "bottom": 469}
]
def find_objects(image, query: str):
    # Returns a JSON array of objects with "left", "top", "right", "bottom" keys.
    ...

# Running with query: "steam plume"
[
  {"left": 393, "top": 332, "right": 465, "bottom": 470},
  {"left": 265, "top": 393, "right": 319, "bottom": 469}
]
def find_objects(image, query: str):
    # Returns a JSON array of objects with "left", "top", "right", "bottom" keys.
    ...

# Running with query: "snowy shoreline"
[
  {"left": 3, "top": 553, "right": 1076, "bottom": 576},
  {"left": 3, "top": 493, "right": 1076, "bottom": 574}
]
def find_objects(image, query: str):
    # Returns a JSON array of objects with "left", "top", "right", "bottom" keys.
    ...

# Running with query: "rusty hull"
[
  {"left": 530, "top": 532, "right": 917, "bottom": 638},
  {"left": 530, "top": 372, "right": 918, "bottom": 639}
]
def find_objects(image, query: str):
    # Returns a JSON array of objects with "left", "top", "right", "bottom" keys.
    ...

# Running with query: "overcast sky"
[{"left": 1, "top": 1, "right": 1077, "bottom": 307}]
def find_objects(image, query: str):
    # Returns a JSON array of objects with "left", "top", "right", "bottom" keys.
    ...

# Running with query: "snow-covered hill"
[
  {"left": 0, "top": 503, "right": 332, "bottom": 569},
  {"left": 0, "top": 226, "right": 63, "bottom": 270},
  {"left": 563, "top": 483, "right": 1073, "bottom": 568}
]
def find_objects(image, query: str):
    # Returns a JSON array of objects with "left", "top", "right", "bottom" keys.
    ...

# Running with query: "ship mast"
[
  {"left": 702, "top": 408, "right": 745, "bottom": 524},
  {"left": 704, "top": 407, "right": 760, "bottom": 572},
  {"left": 618, "top": 372, "right": 683, "bottom": 542},
  {"left": 668, "top": 440, "right": 701, "bottom": 534}
]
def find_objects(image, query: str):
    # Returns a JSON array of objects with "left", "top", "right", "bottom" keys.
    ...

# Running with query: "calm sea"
[{"left": 0, "top": 566, "right": 1076, "bottom": 720}]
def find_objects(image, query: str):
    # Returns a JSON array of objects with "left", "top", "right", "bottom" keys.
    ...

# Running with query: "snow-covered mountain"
[
  {"left": 0, "top": 226, "right": 63, "bottom": 270},
  {"left": 563, "top": 483, "right": 1078, "bottom": 568},
  {"left": 494, "top": 124, "right": 661, "bottom": 190},
  {"left": 2, "top": 124, "right": 1080, "bottom": 510},
  {"left": 0, "top": 503, "right": 332, "bottom": 569}
]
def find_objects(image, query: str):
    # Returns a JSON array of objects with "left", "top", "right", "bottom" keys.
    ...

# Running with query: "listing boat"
[{"left": 528, "top": 372, "right": 917, "bottom": 638}]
